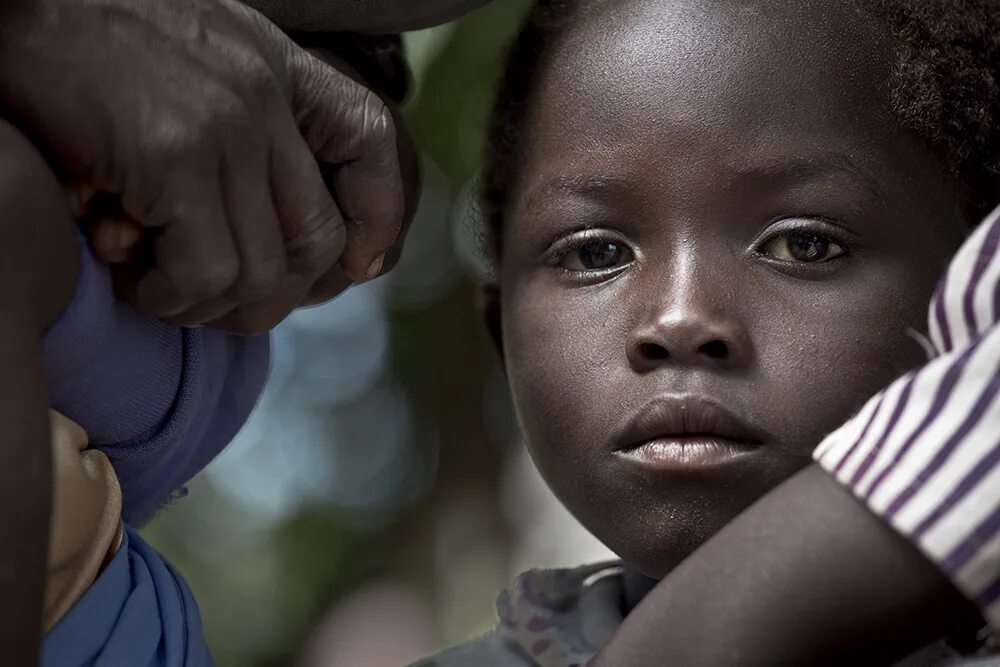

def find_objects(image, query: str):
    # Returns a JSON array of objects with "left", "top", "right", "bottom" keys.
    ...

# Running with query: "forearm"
[
  {"left": 0, "top": 324, "right": 53, "bottom": 666},
  {"left": 0, "top": 117, "right": 80, "bottom": 665},
  {"left": 595, "top": 465, "right": 977, "bottom": 666}
]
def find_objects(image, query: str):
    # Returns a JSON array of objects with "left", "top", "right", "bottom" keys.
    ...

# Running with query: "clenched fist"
[{"left": 0, "top": 0, "right": 405, "bottom": 329}]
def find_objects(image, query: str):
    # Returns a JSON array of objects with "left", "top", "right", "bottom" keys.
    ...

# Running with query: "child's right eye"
[
  {"left": 553, "top": 239, "right": 635, "bottom": 274},
  {"left": 559, "top": 240, "right": 633, "bottom": 271}
]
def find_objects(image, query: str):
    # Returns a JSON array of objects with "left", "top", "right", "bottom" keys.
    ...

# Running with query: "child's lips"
[
  {"left": 612, "top": 393, "right": 768, "bottom": 472},
  {"left": 614, "top": 436, "right": 760, "bottom": 472}
]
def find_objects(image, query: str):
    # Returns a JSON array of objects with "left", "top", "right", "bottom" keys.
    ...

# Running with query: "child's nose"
[{"left": 626, "top": 303, "right": 752, "bottom": 373}]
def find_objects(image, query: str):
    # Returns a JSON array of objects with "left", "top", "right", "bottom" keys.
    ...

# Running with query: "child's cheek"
[
  {"left": 502, "top": 275, "right": 616, "bottom": 444},
  {"left": 751, "top": 270, "right": 933, "bottom": 460}
]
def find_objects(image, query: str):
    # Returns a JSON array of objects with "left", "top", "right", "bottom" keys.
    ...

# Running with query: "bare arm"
[
  {"left": 0, "top": 329, "right": 53, "bottom": 665},
  {"left": 594, "top": 465, "right": 979, "bottom": 666},
  {"left": 0, "top": 120, "right": 79, "bottom": 665}
]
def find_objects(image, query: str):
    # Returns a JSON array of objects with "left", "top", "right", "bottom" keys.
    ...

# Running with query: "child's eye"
[
  {"left": 760, "top": 232, "right": 847, "bottom": 263},
  {"left": 559, "top": 240, "right": 634, "bottom": 272}
]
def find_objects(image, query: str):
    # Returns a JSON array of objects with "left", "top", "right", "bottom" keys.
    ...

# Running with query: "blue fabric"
[
  {"left": 43, "top": 237, "right": 270, "bottom": 524},
  {"left": 42, "top": 528, "right": 213, "bottom": 667}
]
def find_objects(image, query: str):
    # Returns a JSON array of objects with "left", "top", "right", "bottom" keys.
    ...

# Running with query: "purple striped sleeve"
[
  {"left": 929, "top": 204, "right": 1000, "bottom": 354},
  {"left": 815, "top": 203, "right": 1000, "bottom": 631}
]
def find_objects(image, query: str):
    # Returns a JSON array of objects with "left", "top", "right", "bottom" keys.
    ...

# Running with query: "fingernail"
[{"left": 366, "top": 253, "right": 386, "bottom": 280}]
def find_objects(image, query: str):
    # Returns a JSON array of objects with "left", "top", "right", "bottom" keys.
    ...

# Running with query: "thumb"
[
  {"left": 88, "top": 218, "right": 143, "bottom": 265},
  {"left": 289, "top": 50, "right": 405, "bottom": 282}
]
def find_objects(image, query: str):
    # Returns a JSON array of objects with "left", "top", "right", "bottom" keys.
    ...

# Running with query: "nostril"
[
  {"left": 699, "top": 340, "right": 729, "bottom": 359},
  {"left": 639, "top": 343, "right": 669, "bottom": 360}
]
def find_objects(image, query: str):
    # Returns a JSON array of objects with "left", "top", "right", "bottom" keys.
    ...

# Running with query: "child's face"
[{"left": 497, "top": 0, "right": 969, "bottom": 577}]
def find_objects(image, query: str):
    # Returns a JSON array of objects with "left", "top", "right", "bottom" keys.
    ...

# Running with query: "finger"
[
  {"left": 208, "top": 119, "right": 347, "bottom": 333},
  {"left": 301, "top": 264, "right": 352, "bottom": 307},
  {"left": 269, "top": 115, "right": 348, "bottom": 288},
  {"left": 291, "top": 53, "right": 404, "bottom": 281},
  {"left": 168, "top": 271, "right": 309, "bottom": 331},
  {"left": 304, "top": 102, "right": 420, "bottom": 298},
  {"left": 166, "top": 138, "right": 287, "bottom": 327},
  {"left": 128, "top": 165, "right": 241, "bottom": 319},
  {"left": 222, "top": 130, "right": 286, "bottom": 302},
  {"left": 209, "top": 276, "right": 310, "bottom": 333},
  {"left": 87, "top": 217, "right": 142, "bottom": 264}
]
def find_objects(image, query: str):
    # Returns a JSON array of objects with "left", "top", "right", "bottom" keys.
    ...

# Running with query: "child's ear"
[{"left": 479, "top": 283, "right": 504, "bottom": 363}]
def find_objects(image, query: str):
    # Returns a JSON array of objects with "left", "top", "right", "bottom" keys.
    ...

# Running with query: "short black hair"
[{"left": 481, "top": 0, "right": 1000, "bottom": 261}]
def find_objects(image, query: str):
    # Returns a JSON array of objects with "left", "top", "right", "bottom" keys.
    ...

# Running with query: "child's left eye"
[
  {"left": 559, "top": 240, "right": 634, "bottom": 271},
  {"left": 759, "top": 232, "right": 847, "bottom": 263}
]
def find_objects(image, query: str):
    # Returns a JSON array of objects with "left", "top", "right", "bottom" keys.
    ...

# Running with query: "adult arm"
[
  {"left": 596, "top": 205, "right": 1000, "bottom": 666},
  {"left": 0, "top": 121, "right": 81, "bottom": 667},
  {"left": 0, "top": 323, "right": 54, "bottom": 666}
]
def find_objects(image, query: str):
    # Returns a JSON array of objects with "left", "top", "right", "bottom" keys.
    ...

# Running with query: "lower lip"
[{"left": 615, "top": 437, "right": 759, "bottom": 472}]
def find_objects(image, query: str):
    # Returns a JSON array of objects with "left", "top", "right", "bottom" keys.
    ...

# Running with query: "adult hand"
[{"left": 0, "top": 0, "right": 404, "bottom": 330}]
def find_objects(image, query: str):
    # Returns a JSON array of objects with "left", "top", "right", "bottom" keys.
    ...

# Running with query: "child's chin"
[{"left": 587, "top": 493, "right": 763, "bottom": 579}]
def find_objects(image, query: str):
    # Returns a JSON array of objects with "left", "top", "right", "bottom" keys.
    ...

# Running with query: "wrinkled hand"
[{"left": 0, "top": 0, "right": 404, "bottom": 330}]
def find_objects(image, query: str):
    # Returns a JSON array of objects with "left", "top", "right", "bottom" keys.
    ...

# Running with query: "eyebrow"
[
  {"left": 733, "top": 153, "right": 890, "bottom": 207},
  {"left": 522, "top": 153, "right": 890, "bottom": 214},
  {"left": 522, "top": 174, "right": 632, "bottom": 214}
]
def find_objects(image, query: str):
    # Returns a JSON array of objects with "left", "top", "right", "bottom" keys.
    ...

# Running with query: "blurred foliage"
[{"left": 143, "top": 3, "right": 532, "bottom": 666}]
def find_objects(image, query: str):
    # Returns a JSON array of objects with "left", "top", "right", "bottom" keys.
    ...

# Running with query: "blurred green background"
[{"left": 144, "top": 3, "right": 610, "bottom": 665}]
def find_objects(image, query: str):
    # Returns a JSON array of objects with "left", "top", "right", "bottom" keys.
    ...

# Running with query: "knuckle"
[
  {"left": 341, "top": 88, "right": 395, "bottom": 157},
  {"left": 146, "top": 113, "right": 204, "bottom": 165},
  {"left": 184, "top": 258, "right": 240, "bottom": 298},
  {"left": 236, "top": 254, "right": 285, "bottom": 301},
  {"left": 239, "top": 57, "right": 283, "bottom": 101},
  {"left": 287, "top": 206, "right": 346, "bottom": 276},
  {"left": 362, "top": 92, "right": 396, "bottom": 149},
  {"left": 203, "top": 87, "right": 257, "bottom": 137}
]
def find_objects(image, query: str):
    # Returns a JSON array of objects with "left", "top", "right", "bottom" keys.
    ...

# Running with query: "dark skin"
[
  {"left": 595, "top": 467, "right": 982, "bottom": 665},
  {"left": 0, "top": 119, "right": 79, "bottom": 666},
  {"left": 2, "top": 0, "right": 978, "bottom": 661},
  {"left": 488, "top": 0, "right": 979, "bottom": 660},
  {"left": 85, "top": 45, "right": 423, "bottom": 324},
  {"left": 0, "top": 0, "right": 407, "bottom": 332},
  {"left": 0, "top": 45, "right": 417, "bottom": 661}
]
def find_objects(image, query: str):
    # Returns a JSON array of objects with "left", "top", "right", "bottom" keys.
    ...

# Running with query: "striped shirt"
[{"left": 816, "top": 202, "right": 1000, "bottom": 631}]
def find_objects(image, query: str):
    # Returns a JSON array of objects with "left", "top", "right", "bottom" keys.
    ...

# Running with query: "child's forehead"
[
  {"left": 542, "top": 0, "right": 891, "bottom": 114},
  {"left": 503, "top": 0, "right": 966, "bottom": 244},
  {"left": 519, "top": 0, "right": 904, "bottom": 192}
]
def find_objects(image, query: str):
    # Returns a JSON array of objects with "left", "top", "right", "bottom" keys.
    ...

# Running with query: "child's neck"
[{"left": 622, "top": 565, "right": 659, "bottom": 613}]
